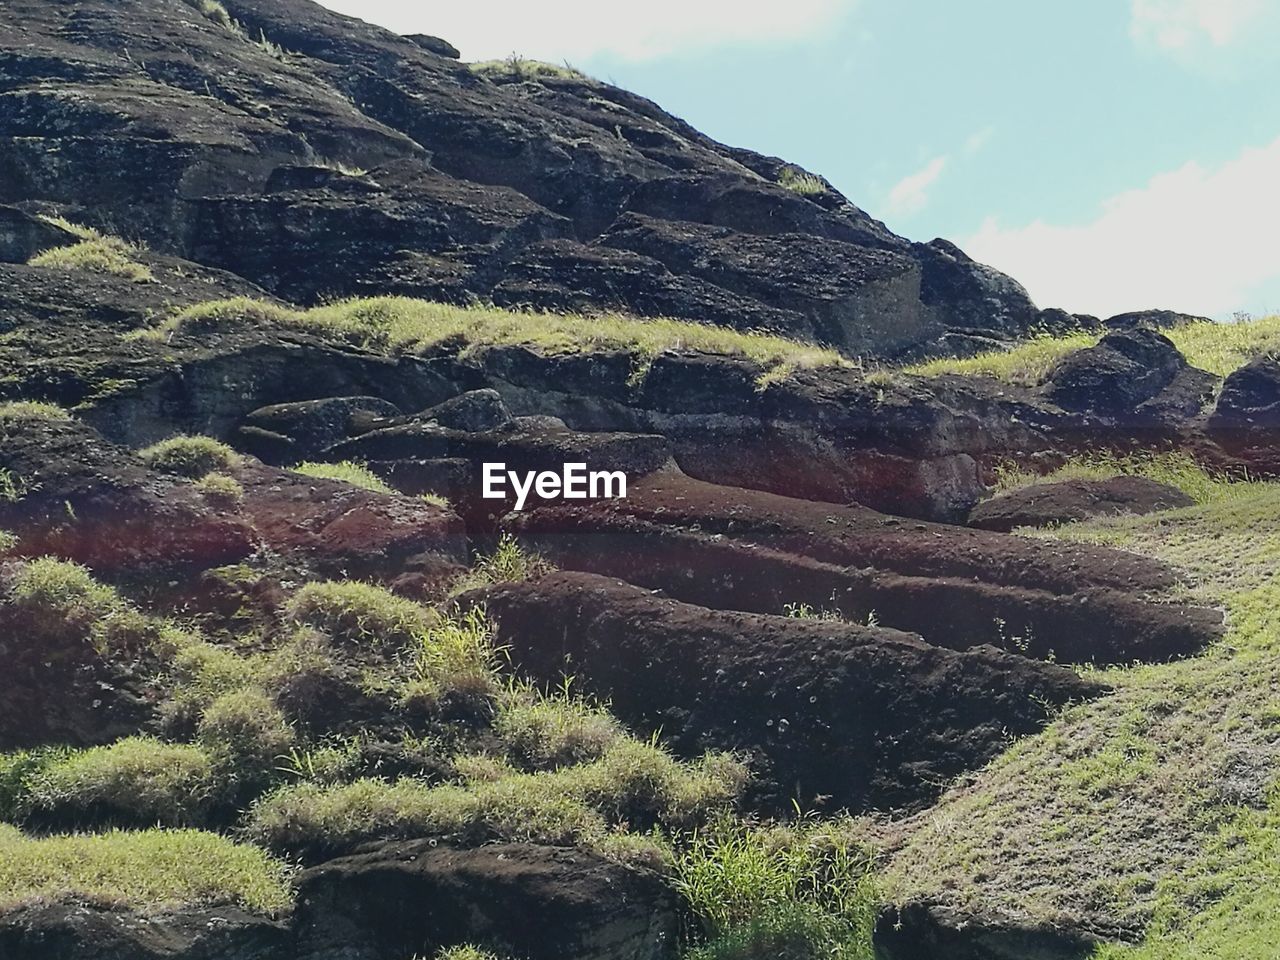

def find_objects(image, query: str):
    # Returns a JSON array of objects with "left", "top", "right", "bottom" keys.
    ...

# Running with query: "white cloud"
[
  {"left": 963, "top": 134, "right": 1280, "bottom": 319},
  {"left": 315, "top": 0, "right": 849, "bottom": 62},
  {"left": 885, "top": 156, "right": 948, "bottom": 218},
  {"left": 962, "top": 127, "right": 994, "bottom": 156},
  {"left": 1130, "top": 0, "right": 1263, "bottom": 50}
]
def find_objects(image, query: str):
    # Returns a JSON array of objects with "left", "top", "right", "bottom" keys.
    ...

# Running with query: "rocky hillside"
[
  {"left": 3, "top": 1, "right": 1280, "bottom": 959},
  {"left": 0, "top": 0, "right": 1085, "bottom": 361}
]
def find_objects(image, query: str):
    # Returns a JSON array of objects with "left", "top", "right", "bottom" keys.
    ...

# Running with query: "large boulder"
[
  {"left": 293, "top": 841, "right": 679, "bottom": 960},
  {"left": 968, "top": 477, "right": 1194, "bottom": 532},
  {"left": 236, "top": 396, "right": 403, "bottom": 464},
  {"left": 0, "top": 206, "right": 77, "bottom": 264},
  {"left": 1042, "top": 328, "right": 1216, "bottom": 423},
  {"left": 1207, "top": 356, "right": 1280, "bottom": 468},
  {"left": 0, "top": 903, "right": 284, "bottom": 960}
]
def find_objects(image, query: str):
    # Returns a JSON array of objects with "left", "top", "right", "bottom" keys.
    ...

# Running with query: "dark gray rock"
[
  {"left": 1103, "top": 308, "right": 1212, "bottom": 330},
  {"left": 1207, "top": 356, "right": 1280, "bottom": 468},
  {"left": 416, "top": 388, "right": 512, "bottom": 432},
  {"left": 403, "top": 33, "right": 460, "bottom": 58},
  {"left": 1043, "top": 328, "right": 1195, "bottom": 418},
  {"left": 0, "top": 903, "right": 285, "bottom": 960},
  {"left": 1, "top": 0, "right": 1058, "bottom": 360},
  {"left": 239, "top": 396, "right": 403, "bottom": 464},
  {"left": 293, "top": 841, "right": 679, "bottom": 960},
  {"left": 0, "top": 206, "right": 77, "bottom": 264}
]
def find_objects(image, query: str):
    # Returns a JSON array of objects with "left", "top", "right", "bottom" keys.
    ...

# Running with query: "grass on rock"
[
  {"left": 29, "top": 218, "right": 154, "bottom": 283},
  {"left": 991, "top": 449, "right": 1252, "bottom": 505},
  {"left": 777, "top": 166, "right": 827, "bottom": 196},
  {"left": 287, "top": 579, "right": 435, "bottom": 648},
  {"left": 292, "top": 460, "right": 395, "bottom": 494},
  {"left": 145, "top": 296, "right": 851, "bottom": 388},
  {"left": 2, "top": 557, "right": 155, "bottom": 656},
  {"left": 450, "top": 534, "right": 553, "bottom": 596},
  {"left": 0, "top": 401, "right": 72, "bottom": 425},
  {"left": 138, "top": 435, "right": 240, "bottom": 478},
  {"left": 469, "top": 56, "right": 587, "bottom": 81},
  {"left": 905, "top": 313, "right": 1280, "bottom": 385},
  {"left": 16, "top": 737, "right": 216, "bottom": 827},
  {"left": 0, "top": 825, "right": 293, "bottom": 914},
  {"left": 195, "top": 471, "right": 244, "bottom": 506},
  {"left": 247, "top": 737, "right": 745, "bottom": 860}
]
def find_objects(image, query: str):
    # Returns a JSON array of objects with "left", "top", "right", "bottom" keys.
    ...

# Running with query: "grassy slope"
[
  {"left": 904, "top": 314, "right": 1280, "bottom": 386},
  {"left": 883, "top": 481, "right": 1280, "bottom": 956}
]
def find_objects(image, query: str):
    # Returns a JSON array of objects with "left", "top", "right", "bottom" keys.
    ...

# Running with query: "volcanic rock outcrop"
[{"left": 1, "top": 0, "right": 1074, "bottom": 361}]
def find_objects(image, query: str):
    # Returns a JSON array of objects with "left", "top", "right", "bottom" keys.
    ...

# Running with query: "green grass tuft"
[
  {"left": 292, "top": 460, "right": 394, "bottom": 495},
  {"left": 777, "top": 166, "right": 827, "bottom": 196},
  {"left": 248, "top": 737, "right": 745, "bottom": 858},
  {"left": 29, "top": 219, "right": 154, "bottom": 283},
  {"left": 677, "top": 818, "right": 878, "bottom": 960},
  {"left": 194, "top": 471, "right": 244, "bottom": 506},
  {"left": 18, "top": 738, "right": 215, "bottom": 827},
  {"left": 3, "top": 557, "right": 154, "bottom": 656},
  {"left": 434, "top": 947, "right": 506, "bottom": 960},
  {"left": 0, "top": 400, "right": 72, "bottom": 425},
  {"left": 469, "top": 55, "right": 588, "bottom": 81},
  {"left": 138, "top": 435, "right": 240, "bottom": 478},
  {"left": 287, "top": 580, "right": 434, "bottom": 648},
  {"left": 495, "top": 680, "right": 624, "bottom": 771},
  {"left": 403, "top": 606, "right": 502, "bottom": 710},
  {"left": 450, "top": 534, "right": 553, "bottom": 595},
  {"left": 0, "top": 826, "right": 294, "bottom": 914}
]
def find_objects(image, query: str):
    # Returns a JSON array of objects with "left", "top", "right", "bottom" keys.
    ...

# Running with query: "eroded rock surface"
[
  {"left": 293, "top": 841, "right": 679, "bottom": 960},
  {"left": 473, "top": 571, "right": 1105, "bottom": 811}
]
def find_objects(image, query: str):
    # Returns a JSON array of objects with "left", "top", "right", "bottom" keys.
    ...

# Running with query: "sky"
[{"left": 315, "top": 0, "right": 1280, "bottom": 320}]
